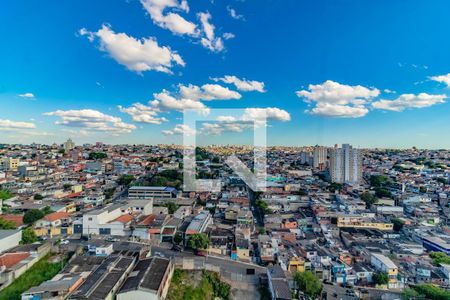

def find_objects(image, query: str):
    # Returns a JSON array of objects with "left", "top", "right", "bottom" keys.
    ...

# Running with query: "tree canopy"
[
  {"left": 21, "top": 227, "right": 38, "bottom": 244},
  {"left": 429, "top": 252, "right": 450, "bottom": 266},
  {"left": 373, "top": 272, "right": 389, "bottom": 285},
  {"left": 408, "top": 284, "right": 450, "bottom": 300},
  {"left": 360, "top": 192, "right": 378, "bottom": 208},
  {"left": 187, "top": 233, "right": 210, "bottom": 250},
  {"left": 89, "top": 152, "right": 107, "bottom": 160},
  {"left": 294, "top": 271, "right": 322, "bottom": 298},
  {"left": 23, "top": 209, "right": 45, "bottom": 224},
  {"left": 0, "top": 189, "right": 13, "bottom": 201},
  {"left": 118, "top": 174, "right": 134, "bottom": 186},
  {"left": 0, "top": 218, "right": 16, "bottom": 229}
]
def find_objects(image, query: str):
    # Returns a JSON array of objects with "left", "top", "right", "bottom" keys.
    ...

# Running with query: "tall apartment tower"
[
  {"left": 64, "top": 138, "right": 75, "bottom": 152},
  {"left": 329, "top": 144, "right": 362, "bottom": 184},
  {"left": 313, "top": 146, "right": 328, "bottom": 170}
]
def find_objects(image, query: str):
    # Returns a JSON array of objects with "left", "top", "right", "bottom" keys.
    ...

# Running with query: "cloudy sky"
[{"left": 1, "top": 0, "right": 450, "bottom": 148}]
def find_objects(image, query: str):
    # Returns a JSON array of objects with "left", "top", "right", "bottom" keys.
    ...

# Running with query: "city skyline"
[{"left": 2, "top": 0, "right": 450, "bottom": 148}]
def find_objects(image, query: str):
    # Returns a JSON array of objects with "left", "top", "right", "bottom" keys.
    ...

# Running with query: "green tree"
[
  {"left": 164, "top": 202, "right": 179, "bottom": 214},
  {"left": 402, "top": 288, "right": 425, "bottom": 300},
  {"left": 21, "top": 227, "right": 38, "bottom": 244},
  {"left": 0, "top": 189, "right": 12, "bottom": 201},
  {"left": 173, "top": 233, "right": 183, "bottom": 245},
  {"left": 188, "top": 233, "right": 210, "bottom": 250},
  {"left": 373, "top": 272, "right": 389, "bottom": 285},
  {"left": 436, "top": 177, "right": 448, "bottom": 185},
  {"left": 391, "top": 217, "right": 404, "bottom": 232},
  {"left": 294, "top": 271, "right": 322, "bottom": 299},
  {"left": 412, "top": 283, "right": 450, "bottom": 300},
  {"left": 374, "top": 187, "right": 392, "bottom": 198},
  {"left": 429, "top": 252, "right": 450, "bottom": 266},
  {"left": 118, "top": 174, "right": 135, "bottom": 186},
  {"left": 370, "top": 175, "right": 390, "bottom": 187},
  {"left": 256, "top": 200, "right": 272, "bottom": 214},
  {"left": 88, "top": 152, "right": 107, "bottom": 160},
  {"left": 0, "top": 218, "right": 16, "bottom": 229},
  {"left": 329, "top": 182, "right": 343, "bottom": 192},
  {"left": 23, "top": 209, "right": 44, "bottom": 224},
  {"left": 33, "top": 194, "right": 44, "bottom": 200},
  {"left": 42, "top": 206, "right": 53, "bottom": 215},
  {"left": 360, "top": 192, "right": 378, "bottom": 208}
]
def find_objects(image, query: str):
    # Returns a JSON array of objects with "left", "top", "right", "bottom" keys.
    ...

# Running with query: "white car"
[{"left": 60, "top": 239, "right": 69, "bottom": 245}]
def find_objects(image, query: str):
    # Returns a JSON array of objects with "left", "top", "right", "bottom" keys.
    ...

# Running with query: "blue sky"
[{"left": 1, "top": 0, "right": 450, "bottom": 148}]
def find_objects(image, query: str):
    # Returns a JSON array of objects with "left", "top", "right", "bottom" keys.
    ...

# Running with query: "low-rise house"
[
  {"left": 116, "top": 257, "right": 173, "bottom": 300},
  {"left": 34, "top": 211, "right": 72, "bottom": 237},
  {"left": 22, "top": 274, "right": 83, "bottom": 300}
]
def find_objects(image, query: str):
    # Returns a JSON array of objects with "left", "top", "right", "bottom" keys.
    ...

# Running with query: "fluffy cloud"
[
  {"left": 19, "top": 93, "right": 35, "bottom": 99},
  {"left": 162, "top": 124, "right": 196, "bottom": 136},
  {"left": 242, "top": 107, "right": 291, "bottom": 122},
  {"left": 151, "top": 90, "right": 209, "bottom": 111},
  {"left": 140, "top": 1, "right": 228, "bottom": 52},
  {"left": 119, "top": 88, "right": 210, "bottom": 125},
  {"left": 296, "top": 80, "right": 379, "bottom": 118},
  {"left": 79, "top": 24, "right": 184, "bottom": 74},
  {"left": 44, "top": 109, "right": 136, "bottom": 134},
  {"left": 297, "top": 80, "right": 380, "bottom": 105},
  {"left": 179, "top": 83, "right": 241, "bottom": 101},
  {"left": 222, "top": 33, "right": 235, "bottom": 40},
  {"left": 430, "top": 73, "right": 450, "bottom": 87},
  {"left": 201, "top": 107, "right": 291, "bottom": 135},
  {"left": 212, "top": 75, "right": 265, "bottom": 92},
  {"left": 201, "top": 121, "right": 252, "bottom": 135},
  {"left": 118, "top": 103, "right": 168, "bottom": 125},
  {"left": 140, "top": 0, "right": 198, "bottom": 36},
  {"left": 372, "top": 93, "right": 446, "bottom": 112},
  {"left": 227, "top": 6, "right": 245, "bottom": 20},
  {"left": 0, "top": 119, "right": 36, "bottom": 129},
  {"left": 198, "top": 12, "right": 224, "bottom": 52},
  {"left": 306, "top": 103, "right": 369, "bottom": 118}
]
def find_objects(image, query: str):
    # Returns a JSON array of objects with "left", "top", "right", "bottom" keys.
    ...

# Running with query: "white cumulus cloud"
[
  {"left": 179, "top": 83, "right": 241, "bottom": 101},
  {"left": 140, "top": 1, "right": 228, "bottom": 52},
  {"left": 19, "top": 93, "right": 35, "bottom": 99},
  {"left": 296, "top": 80, "right": 379, "bottom": 118},
  {"left": 0, "top": 119, "right": 36, "bottom": 130},
  {"left": 306, "top": 103, "right": 369, "bottom": 118},
  {"left": 430, "top": 73, "right": 450, "bottom": 87},
  {"left": 162, "top": 124, "right": 196, "bottom": 136},
  {"left": 227, "top": 6, "right": 245, "bottom": 20},
  {"left": 212, "top": 75, "right": 265, "bottom": 92},
  {"left": 79, "top": 24, "right": 184, "bottom": 74},
  {"left": 140, "top": 0, "right": 198, "bottom": 36},
  {"left": 44, "top": 109, "right": 136, "bottom": 134},
  {"left": 372, "top": 93, "right": 446, "bottom": 112},
  {"left": 198, "top": 12, "right": 224, "bottom": 52}
]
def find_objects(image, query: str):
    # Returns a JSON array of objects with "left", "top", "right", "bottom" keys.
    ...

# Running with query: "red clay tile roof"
[
  {"left": 0, "top": 215, "right": 24, "bottom": 227},
  {"left": 112, "top": 214, "right": 134, "bottom": 224},
  {"left": 138, "top": 214, "right": 156, "bottom": 226},
  {"left": 0, "top": 252, "right": 30, "bottom": 268},
  {"left": 44, "top": 211, "right": 70, "bottom": 222}
]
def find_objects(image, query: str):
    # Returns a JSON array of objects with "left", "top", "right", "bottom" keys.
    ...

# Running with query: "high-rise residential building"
[
  {"left": 299, "top": 151, "right": 312, "bottom": 165},
  {"left": 1, "top": 157, "right": 20, "bottom": 171},
  {"left": 313, "top": 146, "right": 328, "bottom": 170},
  {"left": 329, "top": 144, "right": 362, "bottom": 184},
  {"left": 64, "top": 138, "right": 75, "bottom": 152}
]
